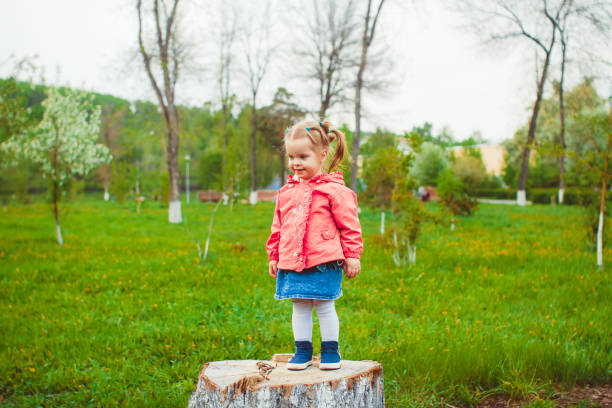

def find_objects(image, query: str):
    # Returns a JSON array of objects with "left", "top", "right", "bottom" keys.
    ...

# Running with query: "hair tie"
[
  {"left": 285, "top": 128, "right": 289, "bottom": 134},
  {"left": 305, "top": 126, "right": 311, "bottom": 131}
]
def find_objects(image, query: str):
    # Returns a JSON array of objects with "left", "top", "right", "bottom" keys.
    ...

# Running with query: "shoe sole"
[
  {"left": 319, "top": 362, "right": 341, "bottom": 370},
  {"left": 287, "top": 360, "right": 312, "bottom": 370}
]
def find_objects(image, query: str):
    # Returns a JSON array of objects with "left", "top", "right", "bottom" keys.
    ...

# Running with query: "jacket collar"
[{"left": 287, "top": 171, "right": 345, "bottom": 185}]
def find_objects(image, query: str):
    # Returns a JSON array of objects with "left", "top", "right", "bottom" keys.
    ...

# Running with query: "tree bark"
[
  {"left": 350, "top": 0, "right": 385, "bottom": 192},
  {"left": 104, "top": 180, "right": 110, "bottom": 201},
  {"left": 137, "top": 0, "right": 182, "bottom": 223},
  {"left": 597, "top": 132, "right": 612, "bottom": 268},
  {"left": 222, "top": 102, "right": 228, "bottom": 188},
  {"left": 557, "top": 25, "right": 567, "bottom": 204},
  {"left": 52, "top": 121, "right": 63, "bottom": 246},
  {"left": 251, "top": 94, "right": 258, "bottom": 194},
  {"left": 351, "top": 57, "right": 364, "bottom": 192},
  {"left": 278, "top": 150, "right": 286, "bottom": 186},
  {"left": 243, "top": 4, "right": 273, "bottom": 205},
  {"left": 189, "top": 359, "right": 384, "bottom": 408},
  {"left": 53, "top": 180, "right": 63, "bottom": 246},
  {"left": 516, "top": 3, "right": 560, "bottom": 205},
  {"left": 517, "top": 46, "right": 552, "bottom": 203}
]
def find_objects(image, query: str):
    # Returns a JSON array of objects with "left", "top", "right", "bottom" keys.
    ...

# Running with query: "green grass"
[{"left": 0, "top": 198, "right": 610, "bottom": 407}]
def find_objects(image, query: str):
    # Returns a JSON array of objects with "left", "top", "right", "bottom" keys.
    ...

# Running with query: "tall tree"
[
  {"left": 213, "top": 2, "right": 239, "bottom": 192},
  {"left": 567, "top": 105, "right": 612, "bottom": 267},
  {"left": 453, "top": 0, "right": 570, "bottom": 205},
  {"left": 556, "top": 8, "right": 569, "bottom": 204},
  {"left": 259, "top": 88, "right": 306, "bottom": 185},
  {"left": 1, "top": 88, "right": 111, "bottom": 245},
  {"left": 550, "top": 0, "right": 612, "bottom": 203},
  {"left": 350, "top": 0, "right": 386, "bottom": 192},
  {"left": 136, "top": 0, "right": 184, "bottom": 222},
  {"left": 98, "top": 104, "right": 129, "bottom": 201},
  {"left": 295, "top": 0, "right": 359, "bottom": 119},
  {"left": 242, "top": 1, "right": 274, "bottom": 204}
]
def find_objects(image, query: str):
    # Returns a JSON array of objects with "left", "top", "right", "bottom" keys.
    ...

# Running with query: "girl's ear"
[{"left": 321, "top": 149, "right": 328, "bottom": 160}]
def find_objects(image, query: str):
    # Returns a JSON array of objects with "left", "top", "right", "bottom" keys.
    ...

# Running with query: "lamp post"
[{"left": 185, "top": 154, "right": 191, "bottom": 204}]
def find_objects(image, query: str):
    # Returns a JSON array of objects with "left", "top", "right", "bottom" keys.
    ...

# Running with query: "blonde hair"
[{"left": 284, "top": 120, "right": 347, "bottom": 172}]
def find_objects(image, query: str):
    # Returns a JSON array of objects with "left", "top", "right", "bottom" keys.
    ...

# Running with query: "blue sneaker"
[
  {"left": 287, "top": 341, "right": 313, "bottom": 370},
  {"left": 320, "top": 341, "right": 341, "bottom": 370}
]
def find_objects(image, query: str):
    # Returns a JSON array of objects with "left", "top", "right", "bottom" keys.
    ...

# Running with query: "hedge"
[{"left": 476, "top": 188, "right": 612, "bottom": 206}]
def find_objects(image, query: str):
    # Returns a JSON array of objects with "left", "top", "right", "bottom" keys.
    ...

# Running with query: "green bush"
[
  {"left": 437, "top": 169, "right": 478, "bottom": 216},
  {"left": 411, "top": 142, "right": 448, "bottom": 186},
  {"left": 452, "top": 154, "right": 487, "bottom": 194},
  {"left": 528, "top": 189, "right": 557, "bottom": 204},
  {"left": 111, "top": 161, "right": 134, "bottom": 204},
  {"left": 476, "top": 189, "right": 517, "bottom": 200},
  {"left": 475, "top": 187, "right": 612, "bottom": 209},
  {"left": 199, "top": 151, "right": 223, "bottom": 191}
]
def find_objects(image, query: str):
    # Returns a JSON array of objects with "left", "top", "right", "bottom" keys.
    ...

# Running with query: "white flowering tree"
[{"left": 2, "top": 87, "right": 112, "bottom": 245}]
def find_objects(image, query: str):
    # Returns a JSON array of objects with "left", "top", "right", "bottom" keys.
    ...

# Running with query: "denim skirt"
[{"left": 275, "top": 260, "right": 344, "bottom": 300}]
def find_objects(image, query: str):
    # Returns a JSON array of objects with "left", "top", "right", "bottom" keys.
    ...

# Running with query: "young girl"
[{"left": 266, "top": 120, "right": 363, "bottom": 371}]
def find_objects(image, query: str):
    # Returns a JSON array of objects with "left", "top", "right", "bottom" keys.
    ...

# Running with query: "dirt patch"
[{"left": 473, "top": 384, "right": 611, "bottom": 407}]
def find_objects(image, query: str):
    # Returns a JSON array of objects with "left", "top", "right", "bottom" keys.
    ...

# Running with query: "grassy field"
[{"left": 0, "top": 197, "right": 610, "bottom": 407}]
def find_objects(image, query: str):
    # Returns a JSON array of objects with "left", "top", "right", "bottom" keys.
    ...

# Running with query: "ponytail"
[{"left": 320, "top": 121, "right": 347, "bottom": 172}]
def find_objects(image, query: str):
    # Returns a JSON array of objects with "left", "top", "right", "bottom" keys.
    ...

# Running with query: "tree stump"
[{"left": 188, "top": 355, "right": 384, "bottom": 407}]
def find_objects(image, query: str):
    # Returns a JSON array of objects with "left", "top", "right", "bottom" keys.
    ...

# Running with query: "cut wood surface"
[{"left": 188, "top": 358, "right": 384, "bottom": 408}]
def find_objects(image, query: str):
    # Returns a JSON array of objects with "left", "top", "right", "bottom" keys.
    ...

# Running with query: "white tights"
[{"left": 292, "top": 299, "right": 339, "bottom": 342}]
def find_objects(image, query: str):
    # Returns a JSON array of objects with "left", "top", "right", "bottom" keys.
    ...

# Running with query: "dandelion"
[{"left": 29, "top": 368, "right": 36, "bottom": 373}]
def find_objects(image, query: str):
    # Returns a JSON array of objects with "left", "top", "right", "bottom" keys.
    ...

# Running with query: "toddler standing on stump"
[{"left": 266, "top": 120, "right": 363, "bottom": 371}]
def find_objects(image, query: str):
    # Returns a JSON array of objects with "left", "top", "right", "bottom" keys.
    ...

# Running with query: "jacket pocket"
[{"left": 321, "top": 229, "right": 337, "bottom": 240}]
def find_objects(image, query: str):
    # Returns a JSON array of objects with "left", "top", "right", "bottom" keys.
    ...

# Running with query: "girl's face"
[{"left": 285, "top": 137, "right": 327, "bottom": 182}]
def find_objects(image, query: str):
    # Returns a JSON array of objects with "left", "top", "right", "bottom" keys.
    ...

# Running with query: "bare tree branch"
[{"left": 136, "top": 0, "right": 184, "bottom": 222}]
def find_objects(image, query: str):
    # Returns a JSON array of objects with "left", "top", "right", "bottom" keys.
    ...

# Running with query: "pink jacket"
[{"left": 266, "top": 172, "right": 363, "bottom": 272}]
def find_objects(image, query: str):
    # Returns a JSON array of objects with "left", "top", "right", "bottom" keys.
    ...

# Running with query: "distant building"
[{"left": 448, "top": 144, "right": 506, "bottom": 176}]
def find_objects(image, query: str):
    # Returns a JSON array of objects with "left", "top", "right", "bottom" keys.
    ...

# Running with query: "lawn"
[{"left": 0, "top": 197, "right": 609, "bottom": 407}]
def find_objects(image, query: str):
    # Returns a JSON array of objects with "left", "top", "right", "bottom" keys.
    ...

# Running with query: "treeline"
[
  {"left": 0, "top": 78, "right": 491, "bottom": 205},
  {"left": 0, "top": 80, "right": 302, "bottom": 203},
  {"left": 1, "top": 77, "right": 609, "bottom": 212},
  {"left": 503, "top": 78, "right": 609, "bottom": 191}
]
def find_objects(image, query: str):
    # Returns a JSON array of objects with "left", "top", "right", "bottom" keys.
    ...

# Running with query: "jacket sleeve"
[
  {"left": 330, "top": 188, "right": 363, "bottom": 259},
  {"left": 266, "top": 193, "right": 281, "bottom": 261}
]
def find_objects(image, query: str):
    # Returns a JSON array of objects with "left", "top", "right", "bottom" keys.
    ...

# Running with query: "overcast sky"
[{"left": 1, "top": 0, "right": 610, "bottom": 144}]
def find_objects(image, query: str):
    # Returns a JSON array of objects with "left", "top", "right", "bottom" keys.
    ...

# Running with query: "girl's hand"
[
  {"left": 344, "top": 257, "right": 361, "bottom": 278},
  {"left": 269, "top": 261, "right": 278, "bottom": 278}
]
